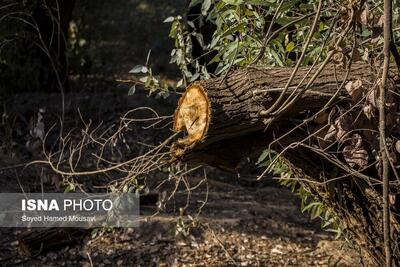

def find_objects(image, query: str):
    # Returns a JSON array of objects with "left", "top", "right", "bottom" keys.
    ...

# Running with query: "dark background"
[{"left": 0, "top": 1, "right": 359, "bottom": 266}]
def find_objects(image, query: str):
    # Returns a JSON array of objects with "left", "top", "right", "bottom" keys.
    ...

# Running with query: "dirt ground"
[
  {"left": 1, "top": 175, "right": 360, "bottom": 266},
  {"left": 0, "top": 0, "right": 361, "bottom": 266}
]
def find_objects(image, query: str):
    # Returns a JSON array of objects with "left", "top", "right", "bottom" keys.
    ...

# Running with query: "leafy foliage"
[
  {"left": 128, "top": 51, "right": 171, "bottom": 98},
  {"left": 131, "top": 0, "right": 333, "bottom": 94},
  {"left": 257, "top": 149, "right": 342, "bottom": 238},
  {"left": 164, "top": 0, "right": 335, "bottom": 76},
  {"left": 132, "top": 0, "right": 400, "bottom": 95}
]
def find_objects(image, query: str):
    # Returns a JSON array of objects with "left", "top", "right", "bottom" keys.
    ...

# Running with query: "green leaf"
[
  {"left": 91, "top": 228, "right": 99, "bottom": 238},
  {"left": 209, "top": 35, "right": 220, "bottom": 49},
  {"left": 163, "top": 16, "right": 175, "bottom": 23},
  {"left": 129, "top": 65, "right": 145, "bottom": 73},
  {"left": 194, "top": 33, "right": 205, "bottom": 48},
  {"left": 361, "top": 28, "right": 371, "bottom": 37},
  {"left": 319, "top": 22, "right": 325, "bottom": 32},
  {"left": 270, "top": 49, "right": 284, "bottom": 66},
  {"left": 145, "top": 77, "right": 152, "bottom": 87},
  {"left": 222, "top": 0, "right": 244, "bottom": 5},
  {"left": 189, "top": 72, "right": 200, "bottom": 82},
  {"left": 189, "top": 0, "right": 204, "bottom": 7},
  {"left": 183, "top": 69, "right": 193, "bottom": 78},
  {"left": 128, "top": 65, "right": 147, "bottom": 74},
  {"left": 215, "top": 62, "right": 230, "bottom": 75},
  {"left": 187, "top": 21, "right": 195, "bottom": 28},
  {"left": 201, "top": 0, "right": 212, "bottom": 15},
  {"left": 285, "top": 42, "right": 295, "bottom": 52},
  {"left": 128, "top": 85, "right": 136, "bottom": 96},
  {"left": 176, "top": 79, "right": 184, "bottom": 88},
  {"left": 302, "top": 201, "right": 321, "bottom": 213},
  {"left": 256, "top": 149, "right": 270, "bottom": 165},
  {"left": 246, "top": 0, "right": 274, "bottom": 6},
  {"left": 64, "top": 183, "right": 75, "bottom": 193}
]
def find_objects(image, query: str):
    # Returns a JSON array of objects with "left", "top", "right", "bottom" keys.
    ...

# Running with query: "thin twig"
[
  {"left": 251, "top": 0, "right": 285, "bottom": 65},
  {"left": 259, "top": 0, "right": 323, "bottom": 116}
]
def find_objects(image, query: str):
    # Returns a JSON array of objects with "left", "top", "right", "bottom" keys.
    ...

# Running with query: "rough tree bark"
[
  {"left": 171, "top": 63, "right": 400, "bottom": 266},
  {"left": 172, "top": 63, "right": 372, "bottom": 160}
]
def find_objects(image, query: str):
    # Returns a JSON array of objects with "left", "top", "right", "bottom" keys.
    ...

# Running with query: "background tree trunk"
[
  {"left": 0, "top": 0, "right": 75, "bottom": 94},
  {"left": 32, "top": 0, "right": 76, "bottom": 92}
]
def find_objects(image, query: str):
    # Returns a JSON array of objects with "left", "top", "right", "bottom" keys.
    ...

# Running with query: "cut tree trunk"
[
  {"left": 171, "top": 63, "right": 400, "bottom": 266},
  {"left": 172, "top": 63, "right": 373, "bottom": 164}
]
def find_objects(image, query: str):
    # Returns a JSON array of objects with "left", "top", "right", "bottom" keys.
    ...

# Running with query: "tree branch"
[{"left": 381, "top": 0, "right": 392, "bottom": 266}]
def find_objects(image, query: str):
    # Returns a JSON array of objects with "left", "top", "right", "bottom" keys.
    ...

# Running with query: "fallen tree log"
[
  {"left": 172, "top": 63, "right": 374, "bottom": 161},
  {"left": 171, "top": 63, "right": 400, "bottom": 265}
]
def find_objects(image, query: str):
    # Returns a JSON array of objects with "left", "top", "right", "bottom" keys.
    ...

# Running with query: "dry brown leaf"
[
  {"left": 362, "top": 89, "right": 378, "bottom": 119},
  {"left": 396, "top": 140, "right": 400, "bottom": 154},
  {"left": 323, "top": 112, "right": 353, "bottom": 142},
  {"left": 362, "top": 48, "right": 369, "bottom": 62},
  {"left": 389, "top": 152, "right": 397, "bottom": 164},
  {"left": 335, "top": 115, "right": 352, "bottom": 140},
  {"left": 350, "top": 133, "right": 363, "bottom": 148},
  {"left": 343, "top": 148, "right": 368, "bottom": 168},
  {"left": 360, "top": 9, "right": 368, "bottom": 25},
  {"left": 386, "top": 111, "right": 399, "bottom": 128},
  {"left": 345, "top": 80, "right": 363, "bottom": 100},
  {"left": 332, "top": 51, "right": 346, "bottom": 66},
  {"left": 323, "top": 124, "right": 337, "bottom": 141},
  {"left": 367, "top": 90, "right": 378, "bottom": 107},
  {"left": 314, "top": 111, "right": 329, "bottom": 124},
  {"left": 351, "top": 48, "right": 361, "bottom": 62},
  {"left": 363, "top": 104, "right": 375, "bottom": 120},
  {"left": 343, "top": 134, "right": 368, "bottom": 168},
  {"left": 371, "top": 26, "right": 382, "bottom": 43},
  {"left": 29, "top": 109, "right": 45, "bottom": 141},
  {"left": 389, "top": 194, "right": 396, "bottom": 205},
  {"left": 377, "top": 15, "right": 385, "bottom": 27}
]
